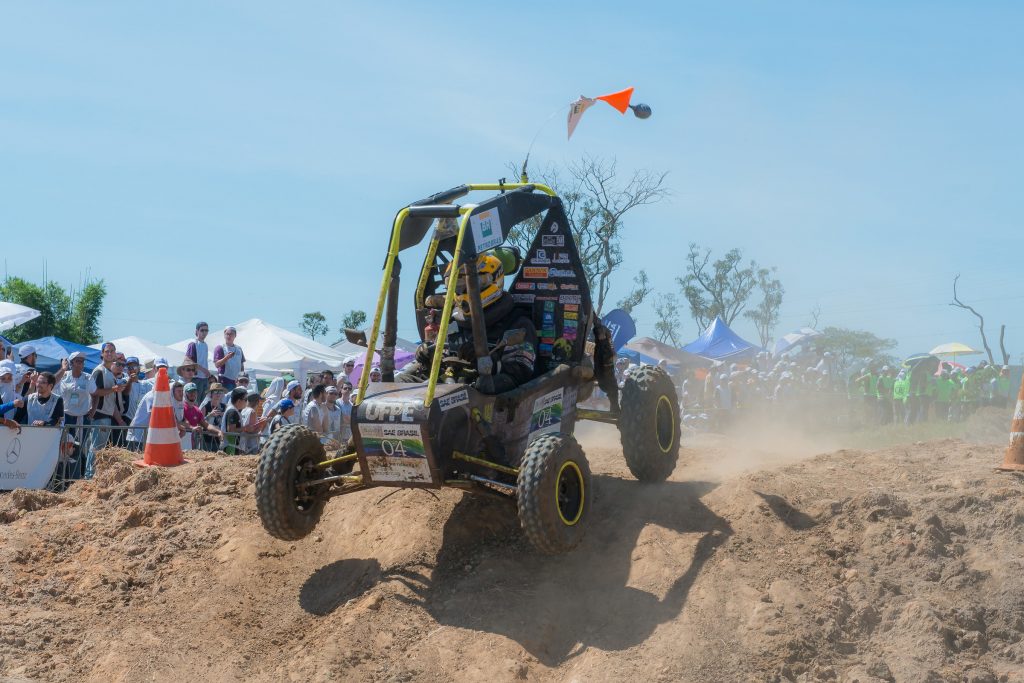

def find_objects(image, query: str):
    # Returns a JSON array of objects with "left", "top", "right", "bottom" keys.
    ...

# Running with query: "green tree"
[
  {"left": 0, "top": 276, "right": 106, "bottom": 345},
  {"left": 816, "top": 326, "right": 898, "bottom": 376},
  {"left": 653, "top": 293, "right": 683, "bottom": 346},
  {"left": 677, "top": 244, "right": 763, "bottom": 329},
  {"left": 743, "top": 268, "right": 784, "bottom": 348},
  {"left": 341, "top": 309, "right": 367, "bottom": 332},
  {"left": 300, "top": 311, "right": 329, "bottom": 340},
  {"left": 506, "top": 156, "right": 668, "bottom": 315}
]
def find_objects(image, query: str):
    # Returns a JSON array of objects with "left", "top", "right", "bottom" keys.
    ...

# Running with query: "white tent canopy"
[
  {"left": 91, "top": 336, "right": 188, "bottom": 367},
  {"left": 0, "top": 302, "right": 41, "bottom": 333},
  {"left": 171, "top": 318, "right": 349, "bottom": 385}
]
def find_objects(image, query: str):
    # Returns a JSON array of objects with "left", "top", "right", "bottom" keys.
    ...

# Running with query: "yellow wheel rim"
[
  {"left": 656, "top": 395, "right": 675, "bottom": 454},
  {"left": 556, "top": 460, "right": 585, "bottom": 526}
]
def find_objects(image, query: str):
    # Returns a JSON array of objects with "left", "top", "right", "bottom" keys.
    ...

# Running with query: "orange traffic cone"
[
  {"left": 997, "top": 372, "right": 1024, "bottom": 472},
  {"left": 133, "top": 367, "right": 187, "bottom": 468}
]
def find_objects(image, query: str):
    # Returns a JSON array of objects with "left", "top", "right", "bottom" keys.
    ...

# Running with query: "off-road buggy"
[{"left": 256, "top": 181, "right": 680, "bottom": 553}]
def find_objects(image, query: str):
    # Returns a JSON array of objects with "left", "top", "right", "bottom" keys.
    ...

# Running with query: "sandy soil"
[{"left": 1, "top": 412, "right": 1022, "bottom": 682}]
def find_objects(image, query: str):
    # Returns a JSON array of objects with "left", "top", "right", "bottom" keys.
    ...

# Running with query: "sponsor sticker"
[
  {"left": 528, "top": 388, "right": 563, "bottom": 443},
  {"left": 470, "top": 209, "right": 503, "bottom": 252},
  {"left": 531, "top": 248, "right": 550, "bottom": 265},
  {"left": 358, "top": 423, "right": 431, "bottom": 483},
  {"left": 362, "top": 399, "right": 419, "bottom": 423},
  {"left": 536, "top": 295, "right": 558, "bottom": 302},
  {"left": 512, "top": 293, "right": 535, "bottom": 304},
  {"left": 553, "top": 252, "right": 570, "bottom": 264},
  {"left": 550, "top": 222, "right": 560, "bottom": 233},
  {"left": 514, "top": 281, "right": 536, "bottom": 291},
  {"left": 537, "top": 282, "right": 558, "bottom": 290},
  {"left": 559, "top": 283, "right": 579, "bottom": 290},
  {"left": 541, "top": 235, "right": 565, "bottom": 248},
  {"left": 523, "top": 266, "right": 548, "bottom": 279},
  {"left": 538, "top": 343, "right": 552, "bottom": 354},
  {"left": 564, "top": 311, "right": 578, "bottom": 320},
  {"left": 548, "top": 268, "right": 574, "bottom": 278},
  {"left": 559, "top": 294, "right": 581, "bottom": 304},
  {"left": 438, "top": 390, "right": 469, "bottom": 411},
  {"left": 564, "top": 303, "right": 579, "bottom": 312}
]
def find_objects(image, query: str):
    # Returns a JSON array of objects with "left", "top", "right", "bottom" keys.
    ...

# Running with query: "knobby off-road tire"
[
  {"left": 256, "top": 425, "right": 329, "bottom": 541},
  {"left": 517, "top": 434, "right": 592, "bottom": 555},
  {"left": 619, "top": 364, "right": 681, "bottom": 482}
]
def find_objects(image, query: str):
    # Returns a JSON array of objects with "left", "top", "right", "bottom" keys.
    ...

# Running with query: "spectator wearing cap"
[
  {"left": 339, "top": 357, "right": 356, "bottom": 389},
  {"left": 323, "top": 386, "right": 343, "bottom": 442},
  {"left": 283, "top": 379, "right": 304, "bottom": 419},
  {"left": 123, "top": 357, "right": 152, "bottom": 423},
  {"left": 182, "top": 382, "right": 222, "bottom": 450},
  {"left": 86, "top": 342, "right": 126, "bottom": 479},
  {"left": 55, "top": 351, "right": 95, "bottom": 479},
  {"left": 270, "top": 399, "right": 296, "bottom": 434},
  {"left": 185, "top": 321, "right": 212, "bottom": 400},
  {"left": 15, "top": 344, "right": 39, "bottom": 397},
  {"left": 992, "top": 366, "right": 1012, "bottom": 409},
  {"left": 213, "top": 326, "right": 245, "bottom": 390},
  {"left": 199, "top": 382, "right": 228, "bottom": 451},
  {"left": 303, "top": 384, "right": 328, "bottom": 435},
  {"left": 13, "top": 371, "right": 63, "bottom": 427},
  {"left": 0, "top": 361, "right": 24, "bottom": 421},
  {"left": 176, "top": 358, "right": 200, "bottom": 385}
]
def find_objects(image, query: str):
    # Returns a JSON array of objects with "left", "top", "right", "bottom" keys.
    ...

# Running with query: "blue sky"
[{"left": 3, "top": 1, "right": 1021, "bottom": 360}]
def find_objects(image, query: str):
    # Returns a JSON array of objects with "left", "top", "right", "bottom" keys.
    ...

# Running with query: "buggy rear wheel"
[
  {"left": 517, "top": 434, "right": 591, "bottom": 554},
  {"left": 619, "top": 364, "right": 681, "bottom": 482},
  {"left": 256, "top": 425, "right": 329, "bottom": 541}
]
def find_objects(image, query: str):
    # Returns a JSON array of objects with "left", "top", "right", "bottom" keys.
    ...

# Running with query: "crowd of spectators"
[
  {"left": 611, "top": 347, "right": 1015, "bottom": 433},
  {"left": 0, "top": 322, "right": 370, "bottom": 484}
]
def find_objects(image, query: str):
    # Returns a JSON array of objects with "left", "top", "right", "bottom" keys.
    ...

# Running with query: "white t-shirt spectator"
[
  {"left": 57, "top": 371, "right": 97, "bottom": 417},
  {"left": 303, "top": 401, "right": 326, "bottom": 434}
]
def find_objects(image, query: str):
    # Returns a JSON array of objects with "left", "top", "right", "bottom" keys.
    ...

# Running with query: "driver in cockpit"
[{"left": 396, "top": 251, "right": 536, "bottom": 394}]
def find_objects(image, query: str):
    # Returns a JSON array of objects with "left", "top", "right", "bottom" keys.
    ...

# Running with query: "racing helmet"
[{"left": 445, "top": 253, "right": 505, "bottom": 315}]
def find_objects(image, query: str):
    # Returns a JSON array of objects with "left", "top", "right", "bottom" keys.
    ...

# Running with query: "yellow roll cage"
[{"left": 355, "top": 182, "right": 555, "bottom": 407}]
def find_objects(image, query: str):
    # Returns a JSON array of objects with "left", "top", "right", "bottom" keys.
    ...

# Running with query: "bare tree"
[
  {"left": 506, "top": 156, "right": 668, "bottom": 316},
  {"left": 615, "top": 271, "right": 652, "bottom": 320},
  {"left": 653, "top": 293, "right": 683, "bottom": 346},
  {"left": 807, "top": 304, "right": 822, "bottom": 329},
  {"left": 743, "top": 268, "right": 784, "bottom": 348},
  {"left": 950, "top": 274, "right": 997, "bottom": 365}
]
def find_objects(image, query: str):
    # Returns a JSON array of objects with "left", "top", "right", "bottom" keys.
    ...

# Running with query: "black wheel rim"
[
  {"left": 556, "top": 460, "right": 585, "bottom": 526},
  {"left": 292, "top": 454, "right": 320, "bottom": 511},
  {"left": 656, "top": 395, "right": 675, "bottom": 453}
]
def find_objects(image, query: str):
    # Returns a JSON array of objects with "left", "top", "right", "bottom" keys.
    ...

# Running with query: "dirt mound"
[{"left": 1, "top": 434, "right": 1022, "bottom": 682}]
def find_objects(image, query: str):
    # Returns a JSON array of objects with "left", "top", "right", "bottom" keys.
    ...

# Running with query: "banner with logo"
[
  {"left": 601, "top": 308, "right": 637, "bottom": 352},
  {"left": 0, "top": 426, "right": 61, "bottom": 490}
]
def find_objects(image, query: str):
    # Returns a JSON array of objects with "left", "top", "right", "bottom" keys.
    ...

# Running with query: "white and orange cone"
[
  {"left": 133, "top": 367, "right": 186, "bottom": 468},
  {"left": 998, "top": 371, "right": 1024, "bottom": 473}
]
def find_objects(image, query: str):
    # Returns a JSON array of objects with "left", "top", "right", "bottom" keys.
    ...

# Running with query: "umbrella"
[
  {"left": 929, "top": 342, "right": 982, "bottom": 362},
  {"left": 0, "top": 302, "right": 41, "bottom": 332},
  {"left": 902, "top": 353, "right": 940, "bottom": 374},
  {"left": 773, "top": 327, "right": 822, "bottom": 357}
]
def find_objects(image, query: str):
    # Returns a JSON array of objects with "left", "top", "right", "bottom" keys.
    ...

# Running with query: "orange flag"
[{"left": 595, "top": 87, "right": 634, "bottom": 114}]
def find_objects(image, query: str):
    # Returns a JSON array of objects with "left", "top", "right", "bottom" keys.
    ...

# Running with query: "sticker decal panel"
[
  {"left": 528, "top": 388, "right": 564, "bottom": 443},
  {"left": 359, "top": 423, "right": 431, "bottom": 482}
]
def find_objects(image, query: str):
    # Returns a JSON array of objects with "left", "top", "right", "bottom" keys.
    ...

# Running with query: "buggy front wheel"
[
  {"left": 256, "top": 425, "right": 329, "bottom": 541},
  {"left": 517, "top": 434, "right": 592, "bottom": 554}
]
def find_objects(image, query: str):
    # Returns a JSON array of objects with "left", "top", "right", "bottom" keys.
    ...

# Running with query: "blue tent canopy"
[
  {"left": 682, "top": 316, "right": 761, "bottom": 361},
  {"left": 15, "top": 337, "right": 102, "bottom": 373}
]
